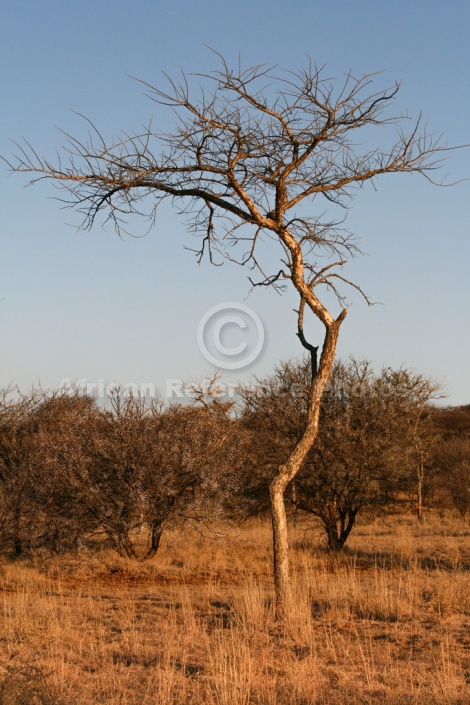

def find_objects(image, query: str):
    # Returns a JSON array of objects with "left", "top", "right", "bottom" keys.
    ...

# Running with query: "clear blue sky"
[{"left": 1, "top": 0, "right": 469, "bottom": 405}]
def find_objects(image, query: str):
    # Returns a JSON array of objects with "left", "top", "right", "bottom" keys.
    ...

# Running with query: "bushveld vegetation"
[
  {"left": 1, "top": 359, "right": 467, "bottom": 560},
  {"left": 1, "top": 361, "right": 469, "bottom": 704},
  {"left": 2, "top": 55, "right": 468, "bottom": 700},
  {"left": 5, "top": 54, "right": 459, "bottom": 611}
]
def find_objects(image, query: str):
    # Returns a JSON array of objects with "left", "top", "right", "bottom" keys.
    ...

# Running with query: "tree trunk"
[
  {"left": 290, "top": 480, "right": 299, "bottom": 526},
  {"left": 326, "top": 524, "right": 342, "bottom": 552},
  {"left": 143, "top": 520, "right": 163, "bottom": 561},
  {"left": 416, "top": 463, "right": 424, "bottom": 522},
  {"left": 325, "top": 508, "right": 358, "bottom": 551},
  {"left": 13, "top": 535, "right": 23, "bottom": 557},
  {"left": 416, "top": 441, "right": 425, "bottom": 523},
  {"left": 13, "top": 505, "right": 23, "bottom": 556},
  {"left": 269, "top": 315, "right": 344, "bottom": 616}
]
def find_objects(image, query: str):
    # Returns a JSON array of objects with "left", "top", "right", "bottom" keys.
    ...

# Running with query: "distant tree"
[
  {"left": 378, "top": 369, "right": 444, "bottom": 521},
  {"left": 0, "top": 388, "right": 96, "bottom": 554},
  {"left": 434, "top": 405, "right": 470, "bottom": 437},
  {"left": 0, "top": 387, "right": 41, "bottom": 555},
  {"left": 25, "top": 391, "right": 99, "bottom": 552},
  {"left": 0, "top": 384, "right": 243, "bottom": 559},
  {"left": 240, "top": 358, "right": 442, "bottom": 549},
  {"left": 5, "top": 55, "right": 454, "bottom": 610},
  {"left": 437, "top": 439, "right": 470, "bottom": 518},
  {"left": 294, "top": 360, "right": 408, "bottom": 549},
  {"left": 431, "top": 405, "right": 470, "bottom": 518},
  {"left": 56, "top": 389, "right": 241, "bottom": 560}
]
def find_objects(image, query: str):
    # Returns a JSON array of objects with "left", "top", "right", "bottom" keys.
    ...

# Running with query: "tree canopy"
[{"left": 4, "top": 54, "right": 457, "bottom": 612}]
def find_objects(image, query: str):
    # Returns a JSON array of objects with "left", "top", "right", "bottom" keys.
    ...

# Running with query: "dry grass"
[{"left": 1, "top": 512, "right": 470, "bottom": 704}]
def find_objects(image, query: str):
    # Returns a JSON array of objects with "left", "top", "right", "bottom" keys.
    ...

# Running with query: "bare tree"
[
  {"left": 294, "top": 359, "right": 407, "bottom": 550},
  {"left": 436, "top": 437, "right": 470, "bottom": 518},
  {"left": 4, "top": 55, "right": 454, "bottom": 611},
  {"left": 0, "top": 384, "right": 244, "bottom": 560},
  {"left": 0, "top": 388, "right": 97, "bottom": 555},
  {"left": 239, "top": 358, "right": 434, "bottom": 550},
  {"left": 57, "top": 389, "right": 240, "bottom": 561},
  {"left": 426, "top": 405, "right": 470, "bottom": 518},
  {"left": 0, "top": 387, "right": 42, "bottom": 555},
  {"left": 378, "top": 368, "right": 444, "bottom": 522}
]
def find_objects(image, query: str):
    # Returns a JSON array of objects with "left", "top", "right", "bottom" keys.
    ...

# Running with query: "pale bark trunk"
[
  {"left": 415, "top": 434, "right": 425, "bottom": 523},
  {"left": 269, "top": 314, "right": 345, "bottom": 616},
  {"left": 417, "top": 461, "right": 424, "bottom": 522}
]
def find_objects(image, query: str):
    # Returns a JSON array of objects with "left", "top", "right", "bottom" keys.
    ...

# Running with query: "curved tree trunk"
[
  {"left": 143, "top": 520, "right": 163, "bottom": 561},
  {"left": 269, "top": 313, "right": 345, "bottom": 615},
  {"left": 325, "top": 508, "right": 358, "bottom": 551}
]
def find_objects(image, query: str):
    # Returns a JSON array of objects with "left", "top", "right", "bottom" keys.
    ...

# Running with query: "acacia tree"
[
  {"left": 0, "top": 387, "right": 43, "bottom": 555},
  {"left": 294, "top": 359, "right": 407, "bottom": 550},
  {"left": 0, "top": 388, "right": 97, "bottom": 555},
  {"left": 54, "top": 389, "right": 241, "bottom": 561},
  {"left": 378, "top": 368, "right": 444, "bottom": 521},
  {"left": 435, "top": 437, "right": 470, "bottom": 517},
  {"left": 5, "top": 55, "right": 451, "bottom": 611},
  {"left": 239, "top": 358, "right": 430, "bottom": 550},
  {"left": 432, "top": 405, "right": 470, "bottom": 517}
]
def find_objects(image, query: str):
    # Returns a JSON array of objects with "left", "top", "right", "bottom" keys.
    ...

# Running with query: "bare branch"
[
  {"left": 296, "top": 298, "right": 319, "bottom": 379},
  {"left": 3, "top": 54, "right": 464, "bottom": 611}
]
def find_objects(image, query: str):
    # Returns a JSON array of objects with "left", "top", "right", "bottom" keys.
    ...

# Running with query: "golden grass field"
[{"left": 1, "top": 512, "right": 470, "bottom": 704}]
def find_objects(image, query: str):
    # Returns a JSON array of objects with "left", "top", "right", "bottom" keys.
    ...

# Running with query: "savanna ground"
[{"left": 1, "top": 512, "right": 470, "bottom": 705}]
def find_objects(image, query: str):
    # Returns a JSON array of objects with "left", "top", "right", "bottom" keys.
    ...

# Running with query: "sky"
[{"left": 1, "top": 0, "right": 469, "bottom": 406}]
